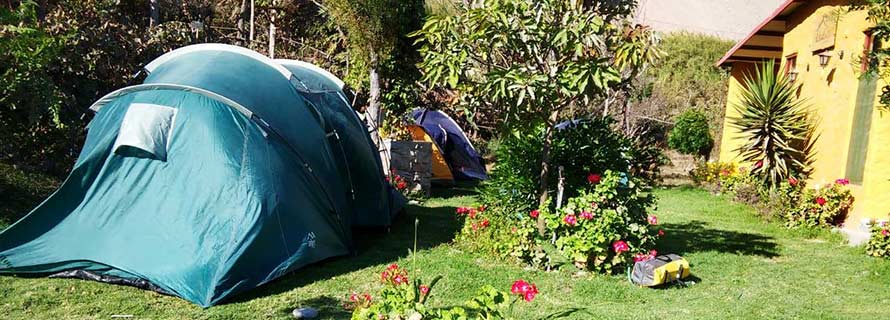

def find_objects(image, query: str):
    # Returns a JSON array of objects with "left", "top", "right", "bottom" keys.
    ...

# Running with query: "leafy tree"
[
  {"left": 411, "top": 0, "right": 653, "bottom": 232},
  {"left": 730, "top": 62, "right": 814, "bottom": 187},
  {"left": 855, "top": 0, "right": 890, "bottom": 109},
  {"left": 667, "top": 109, "right": 712, "bottom": 159},
  {"left": 322, "top": 0, "right": 423, "bottom": 146}
]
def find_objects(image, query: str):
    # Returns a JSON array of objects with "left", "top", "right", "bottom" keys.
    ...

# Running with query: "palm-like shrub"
[{"left": 730, "top": 62, "right": 814, "bottom": 187}]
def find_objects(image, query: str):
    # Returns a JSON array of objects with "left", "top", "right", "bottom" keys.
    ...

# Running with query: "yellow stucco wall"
[{"left": 719, "top": 0, "right": 890, "bottom": 221}]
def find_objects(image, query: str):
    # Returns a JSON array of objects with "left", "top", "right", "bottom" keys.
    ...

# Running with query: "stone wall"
[{"left": 385, "top": 140, "right": 432, "bottom": 196}]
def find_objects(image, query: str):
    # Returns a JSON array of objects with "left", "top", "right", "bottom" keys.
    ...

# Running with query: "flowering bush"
[
  {"left": 461, "top": 171, "right": 658, "bottom": 273},
  {"left": 349, "top": 264, "right": 540, "bottom": 320},
  {"left": 865, "top": 222, "right": 890, "bottom": 258},
  {"left": 386, "top": 170, "right": 424, "bottom": 199},
  {"left": 785, "top": 181, "right": 853, "bottom": 228},
  {"left": 689, "top": 161, "right": 738, "bottom": 189},
  {"left": 348, "top": 264, "right": 440, "bottom": 320}
]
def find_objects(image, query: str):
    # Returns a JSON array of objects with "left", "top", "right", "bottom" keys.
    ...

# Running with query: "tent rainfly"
[
  {"left": 411, "top": 109, "right": 488, "bottom": 181},
  {"left": 0, "top": 44, "right": 404, "bottom": 307}
]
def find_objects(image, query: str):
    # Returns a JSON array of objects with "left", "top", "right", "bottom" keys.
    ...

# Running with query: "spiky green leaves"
[{"left": 730, "top": 62, "right": 814, "bottom": 188}]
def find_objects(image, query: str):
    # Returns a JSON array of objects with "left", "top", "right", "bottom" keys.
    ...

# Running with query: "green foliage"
[
  {"left": 462, "top": 171, "right": 658, "bottom": 274},
  {"left": 786, "top": 181, "right": 853, "bottom": 228},
  {"left": 730, "top": 62, "right": 814, "bottom": 188},
  {"left": 349, "top": 264, "right": 440, "bottom": 319},
  {"left": 668, "top": 109, "right": 712, "bottom": 157},
  {"left": 865, "top": 223, "right": 890, "bottom": 258},
  {"left": 633, "top": 32, "right": 732, "bottom": 151},
  {"left": 855, "top": 0, "right": 890, "bottom": 110}
]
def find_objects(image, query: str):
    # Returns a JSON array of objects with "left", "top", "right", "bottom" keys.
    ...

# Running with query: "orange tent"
[{"left": 407, "top": 125, "right": 454, "bottom": 183}]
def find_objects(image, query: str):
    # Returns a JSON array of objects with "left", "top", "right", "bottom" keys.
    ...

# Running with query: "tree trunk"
[
  {"left": 367, "top": 52, "right": 383, "bottom": 146},
  {"left": 536, "top": 110, "right": 560, "bottom": 234},
  {"left": 237, "top": 0, "right": 249, "bottom": 44},
  {"left": 149, "top": 0, "right": 160, "bottom": 28}
]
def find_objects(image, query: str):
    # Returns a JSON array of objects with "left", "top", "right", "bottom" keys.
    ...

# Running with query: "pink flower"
[
  {"left": 393, "top": 274, "right": 408, "bottom": 285},
  {"left": 788, "top": 177, "right": 799, "bottom": 186},
  {"left": 510, "top": 279, "right": 538, "bottom": 302},
  {"left": 387, "top": 263, "right": 399, "bottom": 271},
  {"left": 816, "top": 197, "right": 827, "bottom": 206},
  {"left": 647, "top": 215, "right": 658, "bottom": 225},
  {"left": 349, "top": 293, "right": 359, "bottom": 302},
  {"left": 563, "top": 214, "right": 577, "bottom": 226},
  {"left": 633, "top": 253, "right": 648, "bottom": 262},
  {"left": 754, "top": 160, "right": 763, "bottom": 169},
  {"left": 882, "top": 229, "right": 889, "bottom": 237},
  {"left": 529, "top": 209, "right": 539, "bottom": 218},
  {"left": 522, "top": 284, "right": 538, "bottom": 302},
  {"left": 380, "top": 271, "right": 389, "bottom": 281},
  {"left": 587, "top": 173, "right": 602, "bottom": 184},
  {"left": 649, "top": 249, "right": 658, "bottom": 257},
  {"left": 511, "top": 279, "right": 529, "bottom": 295},
  {"left": 580, "top": 211, "right": 594, "bottom": 220},
  {"left": 657, "top": 229, "right": 665, "bottom": 237},
  {"left": 471, "top": 223, "right": 478, "bottom": 231},
  {"left": 468, "top": 209, "right": 478, "bottom": 219},
  {"left": 836, "top": 178, "right": 850, "bottom": 185},
  {"left": 612, "top": 240, "right": 629, "bottom": 254},
  {"left": 420, "top": 285, "right": 430, "bottom": 295},
  {"left": 456, "top": 207, "right": 469, "bottom": 215}
]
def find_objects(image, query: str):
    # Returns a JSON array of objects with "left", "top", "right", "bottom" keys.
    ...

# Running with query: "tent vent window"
[{"left": 113, "top": 103, "right": 177, "bottom": 161}]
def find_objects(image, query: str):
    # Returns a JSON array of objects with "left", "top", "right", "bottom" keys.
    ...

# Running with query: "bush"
[
  {"left": 461, "top": 171, "right": 660, "bottom": 274},
  {"left": 465, "top": 117, "right": 663, "bottom": 264},
  {"left": 865, "top": 223, "right": 890, "bottom": 258},
  {"left": 689, "top": 161, "right": 737, "bottom": 187},
  {"left": 786, "top": 180, "right": 853, "bottom": 228},
  {"left": 668, "top": 109, "right": 712, "bottom": 158}
]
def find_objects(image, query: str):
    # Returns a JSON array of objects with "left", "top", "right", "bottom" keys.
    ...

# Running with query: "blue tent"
[
  {"left": 0, "top": 44, "right": 402, "bottom": 307},
  {"left": 411, "top": 109, "right": 488, "bottom": 180}
]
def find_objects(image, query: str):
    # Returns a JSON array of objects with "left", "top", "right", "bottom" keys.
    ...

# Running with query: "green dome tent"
[{"left": 0, "top": 44, "right": 402, "bottom": 307}]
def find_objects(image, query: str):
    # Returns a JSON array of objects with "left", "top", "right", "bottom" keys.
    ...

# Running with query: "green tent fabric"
[
  {"left": 276, "top": 59, "right": 401, "bottom": 226},
  {"left": 0, "top": 44, "right": 403, "bottom": 307}
]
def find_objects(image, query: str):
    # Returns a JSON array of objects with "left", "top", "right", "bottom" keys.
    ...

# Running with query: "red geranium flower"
[
  {"left": 836, "top": 178, "right": 850, "bottom": 185},
  {"left": 420, "top": 285, "right": 430, "bottom": 295},
  {"left": 754, "top": 160, "right": 763, "bottom": 169},
  {"left": 816, "top": 197, "right": 827, "bottom": 206},
  {"left": 788, "top": 177, "right": 799, "bottom": 186},
  {"left": 563, "top": 214, "right": 577, "bottom": 226},
  {"left": 529, "top": 209, "right": 539, "bottom": 218},
  {"left": 587, "top": 173, "right": 602, "bottom": 184},
  {"left": 468, "top": 209, "right": 478, "bottom": 219},
  {"left": 612, "top": 240, "right": 629, "bottom": 253},
  {"left": 647, "top": 215, "right": 658, "bottom": 225},
  {"left": 387, "top": 263, "right": 399, "bottom": 271},
  {"left": 481, "top": 219, "right": 490, "bottom": 228},
  {"left": 881, "top": 229, "right": 889, "bottom": 237},
  {"left": 657, "top": 229, "right": 665, "bottom": 237},
  {"left": 478, "top": 205, "right": 487, "bottom": 212},
  {"left": 580, "top": 211, "right": 594, "bottom": 220},
  {"left": 510, "top": 279, "right": 538, "bottom": 302}
]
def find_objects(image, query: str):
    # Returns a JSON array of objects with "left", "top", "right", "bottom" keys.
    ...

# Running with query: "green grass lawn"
[{"left": 1, "top": 165, "right": 888, "bottom": 319}]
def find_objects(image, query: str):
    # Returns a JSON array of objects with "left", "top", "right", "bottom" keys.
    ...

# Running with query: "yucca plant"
[{"left": 730, "top": 62, "right": 815, "bottom": 188}]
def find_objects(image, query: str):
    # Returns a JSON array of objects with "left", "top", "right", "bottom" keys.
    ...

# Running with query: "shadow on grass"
[
  {"left": 0, "top": 163, "right": 61, "bottom": 228},
  {"left": 227, "top": 185, "right": 471, "bottom": 305},
  {"left": 658, "top": 220, "right": 779, "bottom": 258}
]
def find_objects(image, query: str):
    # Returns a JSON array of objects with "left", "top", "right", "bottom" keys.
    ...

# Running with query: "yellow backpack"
[{"left": 629, "top": 254, "right": 691, "bottom": 287}]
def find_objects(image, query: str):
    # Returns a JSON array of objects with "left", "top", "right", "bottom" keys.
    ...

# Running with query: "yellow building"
[{"left": 716, "top": 0, "right": 889, "bottom": 225}]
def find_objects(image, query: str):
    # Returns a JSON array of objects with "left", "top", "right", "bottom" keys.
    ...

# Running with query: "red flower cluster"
[
  {"left": 788, "top": 177, "right": 799, "bottom": 186},
  {"left": 633, "top": 250, "right": 658, "bottom": 262},
  {"left": 836, "top": 178, "right": 850, "bottom": 185},
  {"left": 815, "top": 197, "right": 827, "bottom": 206},
  {"left": 529, "top": 209, "right": 540, "bottom": 218},
  {"left": 380, "top": 263, "right": 409, "bottom": 286},
  {"left": 657, "top": 229, "right": 665, "bottom": 237},
  {"left": 456, "top": 206, "right": 480, "bottom": 219},
  {"left": 580, "top": 211, "right": 594, "bottom": 220},
  {"left": 419, "top": 285, "right": 430, "bottom": 296},
  {"left": 344, "top": 291, "right": 373, "bottom": 310},
  {"left": 587, "top": 173, "right": 602, "bottom": 184},
  {"left": 510, "top": 279, "right": 539, "bottom": 302},
  {"left": 647, "top": 215, "right": 658, "bottom": 225},
  {"left": 753, "top": 160, "right": 763, "bottom": 169},
  {"left": 563, "top": 214, "right": 577, "bottom": 226},
  {"left": 881, "top": 229, "right": 889, "bottom": 237},
  {"left": 612, "top": 240, "right": 629, "bottom": 253}
]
